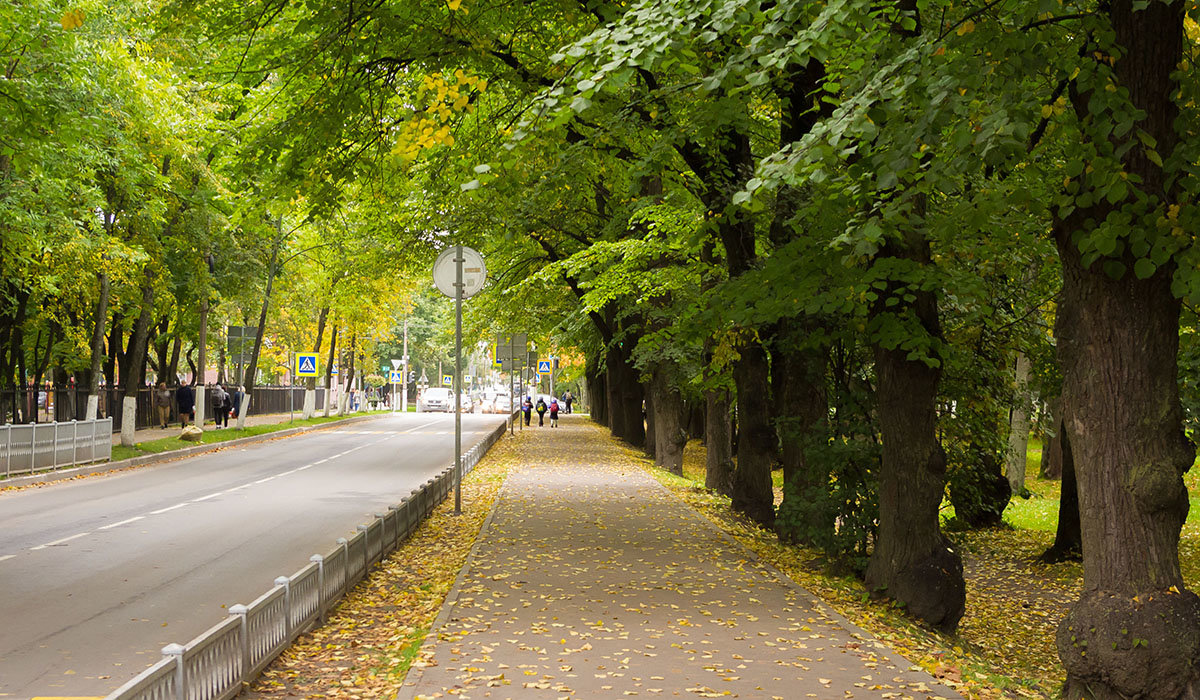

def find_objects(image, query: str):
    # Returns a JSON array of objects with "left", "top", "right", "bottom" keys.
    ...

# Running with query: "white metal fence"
[
  {"left": 105, "top": 418, "right": 513, "bottom": 700},
  {"left": 1, "top": 418, "right": 113, "bottom": 478}
]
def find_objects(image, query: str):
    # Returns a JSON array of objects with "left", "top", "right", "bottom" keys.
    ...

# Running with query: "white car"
[
  {"left": 492, "top": 394, "right": 512, "bottom": 414},
  {"left": 419, "top": 388, "right": 454, "bottom": 413}
]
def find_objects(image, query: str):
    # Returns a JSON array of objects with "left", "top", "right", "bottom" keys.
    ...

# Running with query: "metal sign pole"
[
  {"left": 454, "top": 244, "right": 463, "bottom": 515},
  {"left": 289, "top": 352, "right": 294, "bottom": 423},
  {"left": 402, "top": 319, "right": 409, "bottom": 413}
]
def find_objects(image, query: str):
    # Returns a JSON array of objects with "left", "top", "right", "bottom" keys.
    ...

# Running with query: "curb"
[{"left": 1, "top": 413, "right": 384, "bottom": 489}]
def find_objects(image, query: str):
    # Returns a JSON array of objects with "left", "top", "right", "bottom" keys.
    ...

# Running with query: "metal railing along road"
[
  {"left": 105, "top": 417, "right": 514, "bottom": 700},
  {"left": 1, "top": 418, "right": 113, "bottom": 478}
]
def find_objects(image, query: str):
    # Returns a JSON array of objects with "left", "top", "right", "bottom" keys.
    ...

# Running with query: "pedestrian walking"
[
  {"left": 536, "top": 397, "right": 547, "bottom": 426},
  {"left": 176, "top": 383, "right": 195, "bottom": 427},
  {"left": 221, "top": 385, "right": 234, "bottom": 426},
  {"left": 230, "top": 385, "right": 245, "bottom": 419},
  {"left": 549, "top": 398, "right": 559, "bottom": 427},
  {"left": 210, "top": 384, "right": 228, "bottom": 428},
  {"left": 563, "top": 390, "right": 573, "bottom": 414},
  {"left": 154, "top": 382, "right": 172, "bottom": 429},
  {"left": 522, "top": 396, "right": 532, "bottom": 426}
]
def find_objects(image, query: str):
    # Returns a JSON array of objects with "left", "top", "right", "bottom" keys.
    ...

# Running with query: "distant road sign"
[
  {"left": 443, "top": 374, "right": 453, "bottom": 386},
  {"left": 331, "top": 363, "right": 339, "bottom": 375},
  {"left": 391, "top": 359, "right": 403, "bottom": 370},
  {"left": 296, "top": 353, "right": 319, "bottom": 377},
  {"left": 433, "top": 246, "right": 488, "bottom": 299},
  {"left": 390, "top": 370, "right": 403, "bottom": 384},
  {"left": 537, "top": 360, "right": 551, "bottom": 373},
  {"left": 464, "top": 374, "right": 472, "bottom": 384}
]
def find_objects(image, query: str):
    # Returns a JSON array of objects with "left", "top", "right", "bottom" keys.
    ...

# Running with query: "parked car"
[
  {"left": 419, "top": 388, "right": 454, "bottom": 413},
  {"left": 492, "top": 394, "right": 512, "bottom": 414}
]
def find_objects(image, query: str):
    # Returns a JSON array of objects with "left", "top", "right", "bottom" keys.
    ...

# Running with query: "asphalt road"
[{"left": 0, "top": 412, "right": 507, "bottom": 699}]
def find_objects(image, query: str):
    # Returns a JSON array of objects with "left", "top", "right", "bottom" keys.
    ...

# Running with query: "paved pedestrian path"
[{"left": 399, "top": 418, "right": 961, "bottom": 699}]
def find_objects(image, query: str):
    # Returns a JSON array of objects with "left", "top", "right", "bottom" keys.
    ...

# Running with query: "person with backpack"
[
  {"left": 522, "top": 396, "right": 533, "bottom": 426},
  {"left": 549, "top": 398, "right": 559, "bottom": 427},
  {"left": 535, "top": 397, "right": 547, "bottom": 426},
  {"left": 210, "top": 384, "right": 228, "bottom": 428},
  {"left": 562, "top": 390, "right": 573, "bottom": 414}
]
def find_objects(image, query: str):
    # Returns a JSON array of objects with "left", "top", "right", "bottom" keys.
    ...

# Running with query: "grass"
[
  {"left": 108, "top": 415, "right": 359, "bottom": 463},
  {"left": 642, "top": 436, "right": 1200, "bottom": 698}
]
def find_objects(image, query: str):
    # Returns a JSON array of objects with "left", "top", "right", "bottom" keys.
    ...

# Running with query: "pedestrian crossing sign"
[
  {"left": 296, "top": 353, "right": 319, "bottom": 377},
  {"left": 538, "top": 360, "right": 551, "bottom": 373},
  {"left": 390, "top": 370, "right": 403, "bottom": 384},
  {"left": 442, "top": 374, "right": 453, "bottom": 386},
  {"left": 464, "top": 374, "right": 472, "bottom": 384}
]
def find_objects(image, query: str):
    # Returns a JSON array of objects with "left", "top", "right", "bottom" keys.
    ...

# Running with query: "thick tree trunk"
[
  {"left": 649, "top": 364, "right": 686, "bottom": 475},
  {"left": 586, "top": 357, "right": 607, "bottom": 425},
  {"left": 705, "top": 388, "right": 735, "bottom": 495},
  {"left": 85, "top": 271, "right": 109, "bottom": 420},
  {"left": 1005, "top": 351, "right": 1032, "bottom": 495},
  {"left": 686, "top": 401, "right": 704, "bottom": 441},
  {"left": 605, "top": 341, "right": 645, "bottom": 447},
  {"left": 864, "top": 233, "right": 964, "bottom": 632},
  {"left": 195, "top": 296, "right": 208, "bottom": 427},
  {"left": 731, "top": 339, "right": 775, "bottom": 527},
  {"left": 1052, "top": 4, "right": 1200, "bottom": 697},
  {"left": 1040, "top": 412, "right": 1081, "bottom": 563},
  {"left": 120, "top": 273, "right": 155, "bottom": 447}
]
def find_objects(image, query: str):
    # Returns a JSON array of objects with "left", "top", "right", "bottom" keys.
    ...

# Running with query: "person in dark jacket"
[
  {"left": 549, "top": 399, "right": 559, "bottom": 427},
  {"left": 221, "top": 385, "right": 234, "bottom": 426},
  {"left": 210, "top": 384, "right": 228, "bottom": 428},
  {"left": 176, "top": 383, "right": 195, "bottom": 427},
  {"left": 230, "top": 385, "right": 245, "bottom": 419},
  {"left": 536, "top": 397, "right": 547, "bottom": 426},
  {"left": 522, "top": 397, "right": 532, "bottom": 426}
]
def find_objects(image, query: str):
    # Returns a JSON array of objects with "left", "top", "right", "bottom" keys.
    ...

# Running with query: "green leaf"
[{"left": 1134, "top": 258, "right": 1157, "bottom": 279}]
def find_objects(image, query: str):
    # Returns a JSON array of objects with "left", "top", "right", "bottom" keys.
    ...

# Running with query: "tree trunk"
[
  {"left": 731, "top": 338, "right": 775, "bottom": 527},
  {"left": 864, "top": 232, "right": 964, "bottom": 632},
  {"left": 120, "top": 272, "right": 155, "bottom": 447},
  {"left": 705, "top": 387, "right": 734, "bottom": 496},
  {"left": 1040, "top": 397, "right": 1063, "bottom": 479},
  {"left": 1040, "top": 411, "right": 1081, "bottom": 563},
  {"left": 686, "top": 401, "right": 705, "bottom": 442},
  {"left": 303, "top": 306, "right": 329, "bottom": 419},
  {"left": 323, "top": 324, "right": 338, "bottom": 417},
  {"left": 167, "top": 332, "right": 182, "bottom": 386},
  {"left": 649, "top": 364, "right": 686, "bottom": 475},
  {"left": 586, "top": 356, "right": 607, "bottom": 425},
  {"left": 1005, "top": 351, "right": 1032, "bottom": 495},
  {"left": 196, "top": 295, "right": 208, "bottom": 427},
  {"left": 643, "top": 384, "right": 657, "bottom": 460},
  {"left": 1052, "top": 4, "right": 1200, "bottom": 697},
  {"left": 239, "top": 228, "right": 282, "bottom": 428},
  {"left": 85, "top": 271, "right": 110, "bottom": 420}
]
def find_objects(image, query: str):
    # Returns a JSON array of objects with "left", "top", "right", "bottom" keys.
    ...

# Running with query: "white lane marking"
[
  {"left": 229, "top": 483, "right": 253, "bottom": 490},
  {"left": 32, "top": 532, "right": 90, "bottom": 550},
  {"left": 150, "top": 503, "right": 189, "bottom": 515},
  {"left": 99, "top": 516, "right": 145, "bottom": 531},
  {"left": 0, "top": 554, "right": 16, "bottom": 563},
  {"left": 254, "top": 477, "right": 275, "bottom": 484},
  {"left": 192, "top": 492, "right": 223, "bottom": 502}
]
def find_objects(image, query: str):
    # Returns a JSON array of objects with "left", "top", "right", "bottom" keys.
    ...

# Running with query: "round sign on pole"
[{"left": 433, "top": 246, "right": 487, "bottom": 299}]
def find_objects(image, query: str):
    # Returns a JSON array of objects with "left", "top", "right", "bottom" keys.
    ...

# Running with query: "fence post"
[
  {"left": 51, "top": 422, "right": 58, "bottom": 470},
  {"left": 29, "top": 422, "right": 36, "bottom": 474},
  {"left": 375, "top": 513, "right": 388, "bottom": 556},
  {"left": 4, "top": 424, "right": 10, "bottom": 478},
  {"left": 311, "top": 554, "right": 326, "bottom": 624},
  {"left": 388, "top": 504, "right": 402, "bottom": 549},
  {"left": 163, "top": 642, "right": 186, "bottom": 700},
  {"left": 229, "top": 604, "right": 250, "bottom": 680},
  {"left": 337, "top": 538, "right": 349, "bottom": 596},
  {"left": 357, "top": 524, "right": 370, "bottom": 569},
  {"left": 71, "top": 420, "right": 78, "bottom": 466},
  {"left": 275, "top": 576, "right": 292, "bottom": 641}
]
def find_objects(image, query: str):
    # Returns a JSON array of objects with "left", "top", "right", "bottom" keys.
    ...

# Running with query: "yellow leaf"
[
  {"left": 60, "top": 9, "right": 84, "bottom": 30},
  {"left": 446, "top": 0, "right": 462, "bottom": 10},
  {"left": 957, "top": 19, "right": 975, "bottom": 35}
]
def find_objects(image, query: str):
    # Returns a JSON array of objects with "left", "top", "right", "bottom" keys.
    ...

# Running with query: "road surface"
[{"left": 0, "top": 412, "right": 506, "bottom": 698}]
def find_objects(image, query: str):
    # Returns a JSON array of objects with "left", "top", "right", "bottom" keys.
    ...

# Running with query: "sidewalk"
[
  {"left": 399, "top": 418, "right": 962, "bottom": 699},
  {"left": 111, "top": 410, "right": 331, "bottom": 445}
]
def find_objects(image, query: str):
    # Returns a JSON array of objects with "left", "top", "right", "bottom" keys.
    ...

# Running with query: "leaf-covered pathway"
[{"left": 399, "top": 418, "right": 961, "bottom": 699}]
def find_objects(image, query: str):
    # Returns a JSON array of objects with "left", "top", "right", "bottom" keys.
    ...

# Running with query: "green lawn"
[{"left": 109, "top": 414, "right": 357, "bottom": 463}]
